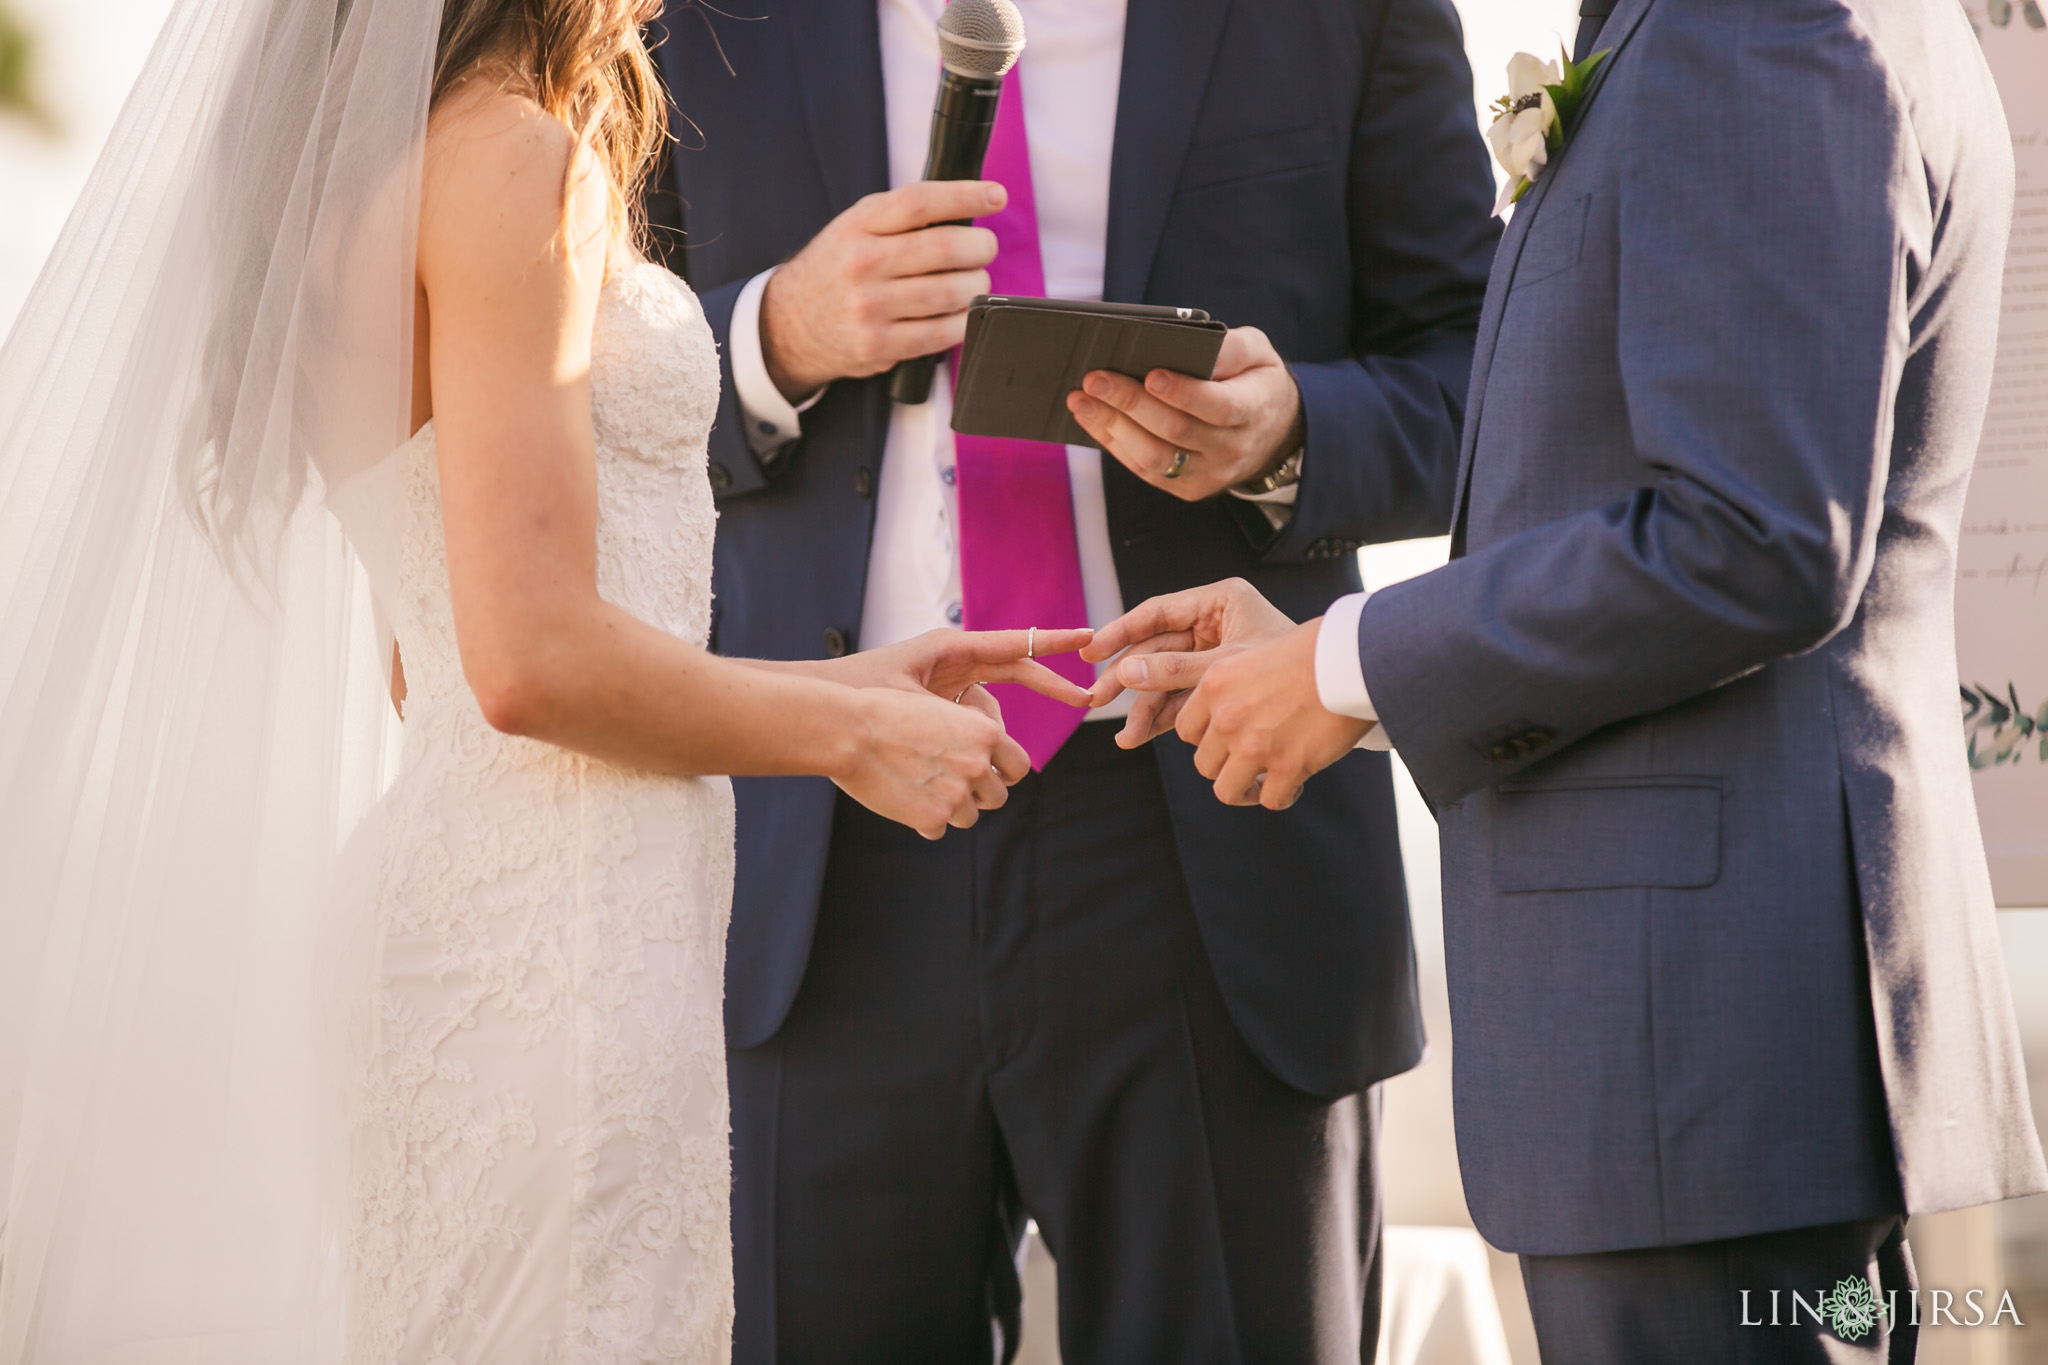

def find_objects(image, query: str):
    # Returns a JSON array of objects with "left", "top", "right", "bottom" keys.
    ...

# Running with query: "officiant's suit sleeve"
[
  {"left": 693, "top": 276, "right": 780, "bottom": 500},
  {"left": 1357, "top": 1, "right": 1920, "bottom": 805},
  {"left": 1256, "top": 0, "right": 1499, "bottom": 563}
]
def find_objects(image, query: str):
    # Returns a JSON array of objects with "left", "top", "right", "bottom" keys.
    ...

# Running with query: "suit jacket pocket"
[
  {"left": 1177, "top": 124, "right": 1333, "bottom": 193},
  {"left": 1492, "top": 776, "right": 1723, "bottom": 892},
  {"left": 1508, "top": 193, "right": 1591, "bottom": 291}
]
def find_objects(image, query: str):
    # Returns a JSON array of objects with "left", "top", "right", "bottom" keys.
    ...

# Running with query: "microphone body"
[
  {"left": 887, "top": 0, "right": 1026, "bottom": 406},
  {"left": 887, "top": 73, "right": 1004, "bottom": 405}
]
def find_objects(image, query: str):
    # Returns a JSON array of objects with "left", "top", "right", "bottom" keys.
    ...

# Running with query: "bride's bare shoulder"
[{"left": 419, "top": 82, "right": 607, "bottom": 279}]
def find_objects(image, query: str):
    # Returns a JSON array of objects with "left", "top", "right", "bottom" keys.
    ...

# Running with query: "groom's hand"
[
  {"left": 760, "top": 181, "right": 1006, "bottom": 401},
  {"left": 1085, "top": 578, "right": 1369, "bottom": 809},
  {"left": 1082, "top": 578, "right": 1296, "bottom": 747},
  {"left": 1171, "top": 622, "right": 1369, "bottom": 810}
]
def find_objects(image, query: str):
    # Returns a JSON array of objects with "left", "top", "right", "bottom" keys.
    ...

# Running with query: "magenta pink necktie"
[{"left": 954, "top": 63, "right": 1093, "bottom": 770}]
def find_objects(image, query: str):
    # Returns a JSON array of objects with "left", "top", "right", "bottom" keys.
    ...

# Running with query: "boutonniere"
[{"left": 1486, "top": 47, "right": 1611, "bottom": 216}]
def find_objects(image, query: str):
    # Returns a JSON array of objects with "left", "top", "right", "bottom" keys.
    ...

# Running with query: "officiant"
[{"left": 645, "top": 0, "right": 1498, "bottom": 1356}]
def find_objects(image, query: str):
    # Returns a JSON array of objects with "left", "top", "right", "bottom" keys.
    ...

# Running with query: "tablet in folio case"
[{"left": 950, "top": 295, "right": 1229, "bottom": 448}]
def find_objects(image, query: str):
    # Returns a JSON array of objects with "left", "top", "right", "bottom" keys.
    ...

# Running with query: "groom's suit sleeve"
[
  {"left": 1356, "top": 2, "right": 1919, "bottom": 805},
  {"left": 1256, "top": 0, "right": 1500, "bottom": 562}
]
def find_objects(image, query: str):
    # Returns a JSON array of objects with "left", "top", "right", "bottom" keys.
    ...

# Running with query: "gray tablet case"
[{"left": 950, "top": 295, "right": 1229, "bottom": 447}]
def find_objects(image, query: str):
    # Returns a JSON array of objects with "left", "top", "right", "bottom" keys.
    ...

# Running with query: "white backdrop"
[{"left": 1958, "top": 13, "right": 2048, "bottom": 907}]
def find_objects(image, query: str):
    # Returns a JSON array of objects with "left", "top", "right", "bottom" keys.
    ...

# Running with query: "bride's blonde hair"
[{"left": 433, "top": 0, "right": 668, "bottom": 248}]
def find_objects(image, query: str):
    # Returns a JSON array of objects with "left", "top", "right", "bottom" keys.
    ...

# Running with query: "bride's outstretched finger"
[{"left": 972, "top": 656, "right": 1094, "bottom": 707}]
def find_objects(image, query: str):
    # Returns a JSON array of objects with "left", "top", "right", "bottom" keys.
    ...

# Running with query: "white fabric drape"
[{"left": 0, "top": 0, "right": 441, "bottom": 1356}]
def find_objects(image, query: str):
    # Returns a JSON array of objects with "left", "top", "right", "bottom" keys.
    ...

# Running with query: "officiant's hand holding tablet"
[{"left": 953, "top": 296, "right": 1307, "bottom": 501}]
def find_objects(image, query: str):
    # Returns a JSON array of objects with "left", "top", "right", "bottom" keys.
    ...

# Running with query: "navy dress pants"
[
  {"left": 1521, "top": 1216, "right": 1918, "bottom": 1363},
  {"left": 729, "top": 721, "right": 1384, "bottom": 1364}
]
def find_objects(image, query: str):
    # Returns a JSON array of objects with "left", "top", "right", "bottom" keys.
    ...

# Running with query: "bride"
[{"left": 0, "top": 0, "right": 1084, "bottom": 1359}]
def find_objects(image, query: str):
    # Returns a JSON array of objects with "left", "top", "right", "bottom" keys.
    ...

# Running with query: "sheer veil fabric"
[{"left": 0, "top": 0, "right": 442, "bottom": 1356}]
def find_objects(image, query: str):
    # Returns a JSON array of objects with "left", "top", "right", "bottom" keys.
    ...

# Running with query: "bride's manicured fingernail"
[{"left": 1122, "top": 658, "right": 1150, "bottom": 686}]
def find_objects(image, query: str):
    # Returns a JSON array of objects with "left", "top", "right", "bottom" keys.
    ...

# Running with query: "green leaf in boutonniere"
[
  {"left": 0, "top": 0, "right": 56, "bottom": 134},
  {"left": 1486, "top": 46, "right": 1611, "bottom": 216}
]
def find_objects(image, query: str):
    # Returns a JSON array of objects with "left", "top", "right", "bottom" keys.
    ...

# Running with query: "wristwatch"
[{"left": 1235, "top": 447, "right": 1304, "bottom": 497}]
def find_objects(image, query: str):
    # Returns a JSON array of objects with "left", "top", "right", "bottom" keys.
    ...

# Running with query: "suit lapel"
[
  {"left": 1102, "top": 0, "right": 1235, "bottom": 302},
  {"left": 785, "top": 0, "right": 891, "bottom": 210},
  {"left": 1446, "top": 0, "right": 1659, "bottom": 550}
]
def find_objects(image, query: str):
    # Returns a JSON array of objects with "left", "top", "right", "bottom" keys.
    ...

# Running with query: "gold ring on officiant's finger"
[
  {"left": 1027, "top": 626, "right": 1036, "bottom": 658},
  {"left": 1165, "top": 450, "right": 1189, "bottom": 480}
]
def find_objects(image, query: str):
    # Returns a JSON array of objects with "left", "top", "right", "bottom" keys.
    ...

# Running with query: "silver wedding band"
[
  {"left": 1027, "top": 626, "right": 1036, "bottom": 659},
  {"left": 955, "top": 687, "right": 971, "bottom": 703},
  {"left": 1165, "top": 450, "right": 1189, "bottom": 480}
]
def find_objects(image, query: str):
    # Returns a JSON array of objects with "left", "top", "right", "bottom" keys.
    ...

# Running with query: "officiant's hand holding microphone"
[{"left": 1084, "top": 579, "right": 1373, "bottom": 810}]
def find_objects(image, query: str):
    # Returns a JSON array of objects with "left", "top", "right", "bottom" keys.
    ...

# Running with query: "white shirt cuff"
[
  {"left": 1227, "top": 465, "right": 1299, "bottom": 530},
  {"left": 1228, "top": 482, "right": 1299, "bottom": 507},
  {"left": 730, "top": 268, "right": 824, "bottom": 457},
  {"left": 1316, "top": 592, "right": 1391, "bottom": 751}
]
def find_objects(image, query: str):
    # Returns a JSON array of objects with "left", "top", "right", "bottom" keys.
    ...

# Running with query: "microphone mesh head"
[{"left": 938, "top": 0, "right": 1026, "bottom": 78}]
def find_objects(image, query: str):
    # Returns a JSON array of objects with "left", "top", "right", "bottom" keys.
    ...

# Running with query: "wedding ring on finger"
[
  {"left": 1165, "top": 451, "right": 1189, "bottom": 480},
  {"left": 1027, "top": 626, "right": 1036, "bottom": 659}
]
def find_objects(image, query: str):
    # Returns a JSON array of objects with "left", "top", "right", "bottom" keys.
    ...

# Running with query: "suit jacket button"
[
  {"left": 823, "top": 627, "right": 850, "bottom": 658},
  {"left": 1488, "top": 741, "right": 1518, "bottom": 763},
  {"left": 708, "top": 462, "right": 732, "bottom": 491},
  {"left": 1307, "top": 538, "right": 1331, "bottom": 559},
  {"left": 855, "top": 466, "right": 874, "bottom": 499}
]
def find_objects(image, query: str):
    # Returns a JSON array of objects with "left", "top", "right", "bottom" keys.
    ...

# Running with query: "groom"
[
  {"left": 646, "top": 0, "right": 1498, "bottom": 1357},
  {"left": 1093, "top": 0, "right": 2048, "bottom": 1359}
]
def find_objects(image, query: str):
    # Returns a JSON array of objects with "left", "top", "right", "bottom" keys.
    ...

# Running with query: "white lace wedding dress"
[{"left": 325, "top": 261, "right": 735, "bottom": 1363}]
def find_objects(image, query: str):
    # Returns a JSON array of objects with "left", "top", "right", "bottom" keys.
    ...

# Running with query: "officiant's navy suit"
[
  {"left": 1354, "top": 0, "right": 2047, "bottom": 1357},
  {"left": 649, "top": 0, "right": 1497, "bottom": 1357}
]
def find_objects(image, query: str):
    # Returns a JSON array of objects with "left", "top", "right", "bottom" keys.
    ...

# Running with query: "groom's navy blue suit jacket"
[
  {"left": 650, "top": 0, "right": 1499, "bottom": 1096},
  {"left": 1358, "top": 0, "right": 2048, "bottom": 1251}
]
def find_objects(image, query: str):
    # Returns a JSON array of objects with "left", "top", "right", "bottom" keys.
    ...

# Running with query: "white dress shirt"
[
  {"left": 1316, "top": 593, "right": 1391, "bottom": 750},
  {"left": 729, "top": 0, "right": 1132, "bottom": 712}
]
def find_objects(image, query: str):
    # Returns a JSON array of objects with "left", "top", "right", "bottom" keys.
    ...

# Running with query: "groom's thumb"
[{"left": 1120, "top": 651, "right": 1208, "bottom": 692}]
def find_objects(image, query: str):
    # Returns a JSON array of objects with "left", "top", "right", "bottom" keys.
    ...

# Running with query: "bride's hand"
[
  {"left": 833, "top": 687, "right": 1034, "bottom": 839},
  {"left": 827, "top": 628, "right": 1098, "bottom": 713}
]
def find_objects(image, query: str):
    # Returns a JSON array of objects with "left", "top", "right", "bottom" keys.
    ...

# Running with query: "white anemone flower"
[{"left": 1488, "top": 52, "right": 1563, "bottom": 213}]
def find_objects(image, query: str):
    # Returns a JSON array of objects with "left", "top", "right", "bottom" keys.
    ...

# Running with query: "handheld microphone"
[{"left": 886, "top": 0, "right": 1027, "bottom": 406}]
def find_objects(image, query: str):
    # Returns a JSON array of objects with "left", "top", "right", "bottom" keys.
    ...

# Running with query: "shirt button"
[
  {"left": 855, "top": 466, "right": 874, "bottom": 499},
  {"left": 947, "top": 602, "right": 964, "bottom": 626},
  {"left": 708, "top": 463, "right": 732, "bottom": 491},
  {"left": 941, "top": 466, "right": 957, "bottom": 487},
  {"left": 757, "top": 420, "right": 778, "bottom": 436},
  {"left": 822, "top": 628, "right": 850, "bottom": 658}
]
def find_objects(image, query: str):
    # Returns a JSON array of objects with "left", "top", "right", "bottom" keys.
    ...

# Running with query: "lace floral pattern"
[{"left": 338, "top": 264, "right": 734, "bottom": 1362}]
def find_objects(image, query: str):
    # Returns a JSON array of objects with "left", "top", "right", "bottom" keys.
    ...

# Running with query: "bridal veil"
[{"left": 0, "top": 0, "right": 447, "bottom": 1356}]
